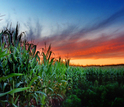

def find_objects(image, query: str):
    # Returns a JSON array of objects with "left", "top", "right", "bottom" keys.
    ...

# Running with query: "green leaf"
[
  {"left": 28, "top": 76, "right": 38, "bottom": 87},
  {"left": 33, "top": 93, "right": 38, "bottom": 104},
  {"left": 48, "top": 87, "right": 54, "bottom": 92},
  {"left": 0, "top": 100, "right": 8, "bottom": 103},
  {"left": 41, "top": 95, "right": 46, "bottom": 106},
  {"left": 0, "top": 48, "right": 9, "bottom": 58},
  {"left": 35, "top": 51, "right": 40, "bottom": 61},
  {"left": 28, "top": 44, "right": 31, "bottom": 53},
  {"left": 0, "top": 87, "right": 30, "bottom": 97},
  {"left": 57, "top": 94, "right": 63, "bottom": 99},
  {"left": 0, "top": 73, "right": 23, "bottom": 82},
  {"left": 0, "top": 53, "right": 9, "bottom": 58},
  {"left": 32, "top": 45, "right": 36, "bottom": 56},
  {"left": 50, "top": 58, "right": 54, "bottom": 65},
  {"left": 15, "top": 82, "right": 24, "bottom": 88},
  {"left": 14, "top": 95, "right": 20, "bottom": 104},
  {"left": 42, "top": 52, "right": 47, "bottom": 64},
  {"left": 12, "top": 103, "right": 18, "bottom": 107},
  {"left": 35, "top": 91, "right": 47, "bottom": 96},
  {"left": 48, "top": 51, "right": 52, "bottom": 62},
  {"left": 3, "top": 83, "right": 8, "bottom": 91}
]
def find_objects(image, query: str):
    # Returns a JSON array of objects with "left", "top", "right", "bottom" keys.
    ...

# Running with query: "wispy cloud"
[
  {"left": 24, "top": 8, "right": 124, "bottom": 41},
  {"left": 11, "top": 8, "right": 17, "bottom": 15},
  {"left": 44, "top": 8, "right": 124, "bottom": 46},
  {"left": 24, "top": 18, "right": 42, "bottom": 40},
  {"left": 24, "top": 8, "right": 124, "bottom": 59},
  {"left": 79, "top": 8, "right": 124, "bottom": 34},
  {"left": 0, "top": 14, "right": 5, "bottom": 21},
  {"left": 35, "top": 31, "right": 124, "bottom": 59},
  {"left": 50, "top": 33, "right": 124, "bottom": 59}
]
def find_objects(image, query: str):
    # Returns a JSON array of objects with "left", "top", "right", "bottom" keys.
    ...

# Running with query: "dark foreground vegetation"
[{"left": 0, "top": 24, "right": 124, "bottom": 107}]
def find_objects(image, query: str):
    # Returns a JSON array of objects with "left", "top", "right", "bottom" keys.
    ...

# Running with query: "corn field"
[{"left": 0, "top": 23, "right": 124, "bottom": 107}]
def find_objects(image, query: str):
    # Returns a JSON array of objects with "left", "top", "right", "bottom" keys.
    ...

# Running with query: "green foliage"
[
  {"left": 63, "top": 94, "right": 81, "bottom": 107},
  {"left": 64, "top": 67, "right": 124, "bottom": 107},
  {"left": 0, "top": 26, "right": 68, "bottom": 106},
  {"left": 0, "top": 23, "right": 124, "bottom": 107},
  {"left": 0, "top": 47, "right": 9, "bottom": 58}
]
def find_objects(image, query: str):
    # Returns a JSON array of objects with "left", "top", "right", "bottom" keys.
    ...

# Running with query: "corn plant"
[
  {"left": 0, "top": 23, "right": 25, "bottom": 48},
  {"left": 0, "top": 46, "right": 9, "bottom": 59},
  {"left": 0, "top": 23, "right": 40, "bottom": 61},
  {"left": 0, "top": 34, "right": 66, "bottom": 106},
  {"left": 0, "top": 46, "right": 31, "bottom": 106},
  {"left": 0, "top": 73, "right": 31, "bottom": 107},
  {"left": 65, "top": 58, "right": 70, "bottom": 67}
]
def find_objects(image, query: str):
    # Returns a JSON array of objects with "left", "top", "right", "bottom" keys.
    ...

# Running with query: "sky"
[{"left": 0, "top": 0, "right": 124, "bottom": 65}]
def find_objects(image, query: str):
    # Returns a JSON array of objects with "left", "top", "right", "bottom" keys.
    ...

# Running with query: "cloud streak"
[
  {"left": 79, "top": 8, "right": 124, "bottom": 34},
  {"left": 25, "top": 8, "right": 124, "bottom": 60},
  {"left": 35, "top": 32, "right": 124, "bottom": 59},
  {"left": 24, "top": 18, "right": 42, "bottom": 40},
  {"left": 51, "top": 34, "right": 124, "bottom": 59}
]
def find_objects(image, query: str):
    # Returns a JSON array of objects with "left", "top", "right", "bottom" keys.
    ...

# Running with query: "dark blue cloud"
[
  {"left": 24, "top": 18, "right": 42, "bottom": 40},
  {"left": 79, "top": 8, "right": 124, "bottom": 33},
  {"left": 0, "top": 14, "right": 5, "bottom": 21},
  {"left": 24, "top": 8, "right": 124, "bottom": 49}
]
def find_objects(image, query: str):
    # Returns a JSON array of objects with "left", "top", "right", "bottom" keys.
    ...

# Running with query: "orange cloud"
[
  {"left": 35, "top": 33, "right": 124, "bottom": 62},
  {"left": 23, "top": 8, "right": 124, "bottom": 65}
]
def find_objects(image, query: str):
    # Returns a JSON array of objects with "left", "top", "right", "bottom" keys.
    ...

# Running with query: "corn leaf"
[
  {"left": 0, "top": 87, "right": 30, "bottom": 97},
  {"left": 0, "top": 73, "right": 23, "bottom": 82}
]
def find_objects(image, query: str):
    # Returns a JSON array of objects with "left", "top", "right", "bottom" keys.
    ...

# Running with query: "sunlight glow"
[{"left": 70, "top": 58, "right": 124, "bottom": 66}]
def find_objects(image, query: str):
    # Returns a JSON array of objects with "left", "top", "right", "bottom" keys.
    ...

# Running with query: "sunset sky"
[{"left": 0, "top": 0, "right": 124, "bottom": 65}]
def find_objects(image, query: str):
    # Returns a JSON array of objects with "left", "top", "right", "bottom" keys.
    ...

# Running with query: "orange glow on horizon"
[
  {"left": 36, "top": 34, "right": 124, "bottom": 65},
  {"left": 70, "top": 58, "right": 124, "bottom": 66}
]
